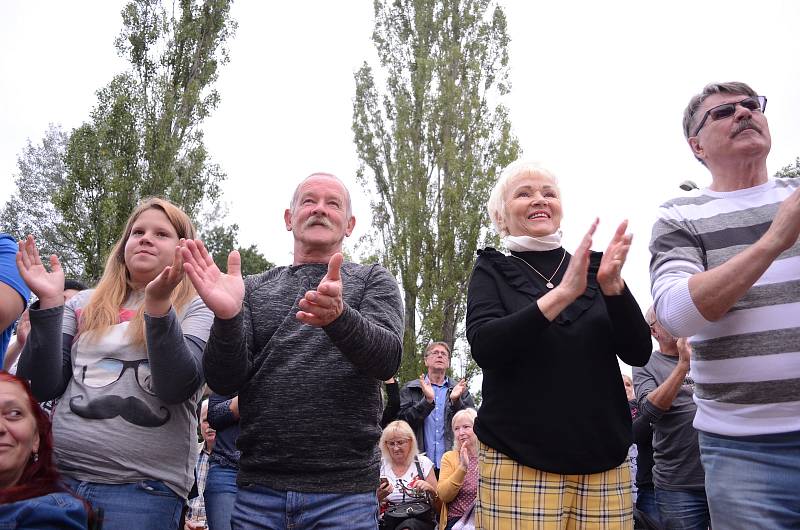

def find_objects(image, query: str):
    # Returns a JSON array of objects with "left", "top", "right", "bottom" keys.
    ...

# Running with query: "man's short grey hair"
[
  {"left": 424, "top": 341, "right": 451, "bottom": 358},
  {"left": 682, "top": 81, "right": 758, "bottom": 140},
  {"left": 289, "top": 172, "right": 353, "bottom": 217},
  {"left": 486, "top": 159, "right": 560, "bottom": 237}
]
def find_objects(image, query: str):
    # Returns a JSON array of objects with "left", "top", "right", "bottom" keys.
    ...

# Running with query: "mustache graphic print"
[{"left": 70, "top": 394, "right": 171, "bottom": 427}]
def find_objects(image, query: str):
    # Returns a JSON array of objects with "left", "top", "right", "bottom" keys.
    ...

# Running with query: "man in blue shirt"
[
  {"left": 398, "top": 342, "right": 475, "bottom": 474},
  {"left": 0, "top": 234, "right": 30, "bottom": 364}
]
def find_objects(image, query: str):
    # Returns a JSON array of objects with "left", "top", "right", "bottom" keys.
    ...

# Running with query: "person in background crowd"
[
  {"left": 16, "top": 198, "right": 213, "bottom": 530},
  {"left": 0, "top": 371, "right": 89, "bottom": 529},
  {"left": 378, "top": 420, "right": 438, "bottom": 530},
  {"left": 632, "top": 403, "right": 660, "bottom": 528},
  {"left": 381, "top": 377, "right": 400, "bottom": 429},
  {"left": 634, "top": 309, "right": 709, "bottom": 528},
  {"left": 466, "top": 159, "right": 652, "bottom": 529},
  {"left": 3, "top": 278, "right": 88, "bottom": 373},
  {"left": 204, "top": 392, "right": 239, "bottom": 530},
  {"left": 650, "top": 81, "right": 800, "bottom": 528},
  {"left": 0, "top": 233, "right": 30, "bottom": 365},
  {"left": 437, "top": 408, "right": 479, "bottom": 530},
  {"left": 181, "top": 173, "right": 404, "bottom": 529},
  {"left": 186, "top": 399, "right": 216, "bottom": 530},
  {"left": 398, "top": 342, "right": 474, "bottom": 474},
  {"left": 623, "top": 373, "right": 639, "bottom": 504}
]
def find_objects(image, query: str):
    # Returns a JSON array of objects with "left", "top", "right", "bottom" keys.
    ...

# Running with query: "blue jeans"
[
  {"left": 63, "top": 476, "right": 183, "bottom": 530},
  {"left": 654, "top": 487, "right": 709, "bottom": 529},
  {"left": 699, "top": 430, "right": 800, "bottom": 529},
  {"left": 635, "top": 485, "right": 662, "bottom": 527},
  {"left": 231, "top": 483, "right": 378, "bottom": 529},
  {"left": 204, "top": 463, "right": 238, "bottom": 530}
]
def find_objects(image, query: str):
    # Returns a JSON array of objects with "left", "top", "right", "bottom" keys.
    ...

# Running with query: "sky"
[{"left": 2, "top": 1, "right": 800, "bottom": 375}]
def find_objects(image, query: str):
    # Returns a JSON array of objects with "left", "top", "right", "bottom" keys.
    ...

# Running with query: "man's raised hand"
[
  {"left": 296, "top": 252, "right": 345, "bottom": 327},
  {"left": 180, "top": 239, "right": 244, "bottom": 320}
]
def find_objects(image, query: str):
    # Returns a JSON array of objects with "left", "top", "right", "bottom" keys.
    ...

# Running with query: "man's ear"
[
  {"left": 688, "top": 136, "right": 704, "bottom": 161},
  {"left": 345, "top": 215, "right": 356, "bottom": 237},
  {"left": 284, "top": 209, "right": 293, "bottom": 231}
]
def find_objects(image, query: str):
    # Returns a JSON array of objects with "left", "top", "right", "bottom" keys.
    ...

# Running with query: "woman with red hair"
[{"left": 0, "top": 370, "right": 88, "bottom": 528}]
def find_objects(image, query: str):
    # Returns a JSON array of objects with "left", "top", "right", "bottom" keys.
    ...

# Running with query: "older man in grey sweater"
[{"left": 182, "top": 173, "right": 404, "bottom": 529}]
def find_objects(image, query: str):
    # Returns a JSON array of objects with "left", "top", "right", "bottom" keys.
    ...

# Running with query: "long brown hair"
[{"left": 79, "top": 198, "right": 198, "bottom": 345}]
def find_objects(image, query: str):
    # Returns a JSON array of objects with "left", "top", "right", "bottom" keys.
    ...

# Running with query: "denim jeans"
[
  {"left": 231, "top": 483, "right": 378, "bottom": 529},
  {"left": 204, "top": 463, "right": 238, "bottom": 530},
  {"left": 699, "top": 430, "right": 800, "bottom": 529},
  {"left": 62, "top": 476, "right": 183, "bottom": 530},
  {"left": 654, "top": 487, "right": 709, "bottom": 529},
  {"left": 635, "top": 485, "right": 662, "bottom": 528}
]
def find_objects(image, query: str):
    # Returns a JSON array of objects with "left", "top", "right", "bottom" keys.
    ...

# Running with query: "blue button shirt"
[{"left": 423, "top": 375, "right": 449, "bottom": 468}]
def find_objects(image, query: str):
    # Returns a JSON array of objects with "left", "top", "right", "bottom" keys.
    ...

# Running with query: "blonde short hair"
[
  {"left": 486, "top": 159, "right": 560, "bottom": 237},
  {"left": 379, "top": 420, "right": 420, "bottom": 468},
  {"left": 450, "top": 408, "right": 478, "bottom": 451}
]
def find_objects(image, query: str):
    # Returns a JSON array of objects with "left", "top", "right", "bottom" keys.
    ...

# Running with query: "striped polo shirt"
[{"left": 649, "top": 177, "right": 800, "bottom": 437}]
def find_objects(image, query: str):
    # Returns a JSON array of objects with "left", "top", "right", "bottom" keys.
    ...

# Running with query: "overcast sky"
[{"left": 2, "top": 1, "right": 799, "bottom": 373}]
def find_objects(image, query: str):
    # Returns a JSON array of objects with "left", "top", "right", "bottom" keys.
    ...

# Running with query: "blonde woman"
[
  {"left": 466, "top": 160, "right": 651, "bottom": 529},
  {"left": 17, "top": 198, "right": 213, "bottom": 530},
  {"left": 378, "top": 420, "right": 438, "bottom": 530},
  {"left": 437, "top": 408, "right": 478, "bottom": 530}
]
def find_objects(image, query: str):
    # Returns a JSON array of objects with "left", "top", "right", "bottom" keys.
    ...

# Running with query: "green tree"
[
  {"left": 776, "top": 157, "right": 800, "bottom": 178},
  {"left": 202, "top": 223, "right": 274, "bottom": 275},
  {"left": 0, "top": 125, "right": 84, "bottom": 276},
  {"left": 353, "top": 0, "right": 519, "bottom": 381},
  {"left": 14, "top": 0, "right": 238, "bottom": 284}
]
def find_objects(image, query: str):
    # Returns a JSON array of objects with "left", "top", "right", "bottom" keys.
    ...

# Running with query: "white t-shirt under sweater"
[{"left": 380, "top": 454, "right": 434, "bottom": 505}]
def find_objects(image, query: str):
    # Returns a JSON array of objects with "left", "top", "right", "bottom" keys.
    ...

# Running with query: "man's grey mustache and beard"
[
  {"left": 70, "top": 395, "right": 171, "bottom": 427},
  {"left": 303, "top": 215, "right": 334, "bottom": 229},
  {"left": 732, "top": 118, "right": 761, "bottom": 137}
]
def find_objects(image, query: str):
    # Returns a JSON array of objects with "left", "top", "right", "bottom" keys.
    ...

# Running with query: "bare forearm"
[
  {"left": 645, "top": 360, "right": 689, "bottom": 412},
  {"left": 689, "top": 236, "right": 783, "bottom": 322},
  {"left": 537, "top": 286, "right": 579, "bottom": 321}
]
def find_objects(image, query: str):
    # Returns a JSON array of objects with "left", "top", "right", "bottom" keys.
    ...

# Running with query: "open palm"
[
  {"left": 16, "top": 235, "right": 64, "bottom": 306},
  {"left": 180, "top": 239, "right": 244, "bottom": 319}
]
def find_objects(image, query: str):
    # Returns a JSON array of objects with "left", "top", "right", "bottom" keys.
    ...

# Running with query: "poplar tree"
[{"left": 353, "top": 0, "right": 519, "bottom": 380}]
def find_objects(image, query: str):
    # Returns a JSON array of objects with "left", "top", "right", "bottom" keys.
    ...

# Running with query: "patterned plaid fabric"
[
  {"left": 476, "top": 443, "right": 632, "bottom": 530},
  {"left": 186, "top": 445, "right": 211, "bottom": 523}
]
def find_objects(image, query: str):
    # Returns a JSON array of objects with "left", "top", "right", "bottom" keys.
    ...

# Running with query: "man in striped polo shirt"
[{"left": 649, "top": 82, "right": 800, "bottom": 529}]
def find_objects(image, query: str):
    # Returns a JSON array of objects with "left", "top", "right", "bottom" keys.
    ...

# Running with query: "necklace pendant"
[{"left": 546, "top": 281, "right": 554, "bottom": 289}]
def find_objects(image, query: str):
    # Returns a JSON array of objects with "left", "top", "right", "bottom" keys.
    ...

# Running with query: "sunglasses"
[{"left": 693, "top": 96, "right": 767, "bottom": 136}]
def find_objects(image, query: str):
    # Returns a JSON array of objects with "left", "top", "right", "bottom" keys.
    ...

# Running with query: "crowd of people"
[{"left": 0, "top": 80, "right": 797, "bottom": 530}]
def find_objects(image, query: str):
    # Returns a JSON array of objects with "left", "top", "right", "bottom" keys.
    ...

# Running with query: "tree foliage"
[
  {"left": 0, "top": 0, "right": 264, "bottom": 285},
  {"left": 202, "top": 223, "right": 274, "bottom": 276},
  {"left": 0, "top": 126, "right": 83, "bottom": 275},
  {"left": 353, "top": 0, "right": 520, "bottom": 381},
  {"left": 776, "top": 157, "right": 800, "bottom": 178}
]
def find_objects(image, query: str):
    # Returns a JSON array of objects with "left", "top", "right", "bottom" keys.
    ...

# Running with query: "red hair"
[{"left": 0, "top": 371, "right": 63, "bottom": 503}]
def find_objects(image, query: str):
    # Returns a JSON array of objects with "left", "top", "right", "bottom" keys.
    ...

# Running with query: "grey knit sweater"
[{"left": 203, "top": 261, "right": 404, "bottom": 493}]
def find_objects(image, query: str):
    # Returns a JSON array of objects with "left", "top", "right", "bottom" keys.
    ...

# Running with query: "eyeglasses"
[
  {"left": 692, "top": 96, "right": 767, "bottom": 136},
  {"left": 78, "top": 358, "right": 155, "bottom": 395},
  {"left": 426, "top": 350, "right": 450, "bottom": 358},
  {"left": 386, "top": 439, "right": 410, "bottom": 448}
]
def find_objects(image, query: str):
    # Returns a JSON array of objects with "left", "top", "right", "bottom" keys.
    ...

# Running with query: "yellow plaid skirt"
[{"left": 476, "top": 443, "right": 632, "bottom": 530}]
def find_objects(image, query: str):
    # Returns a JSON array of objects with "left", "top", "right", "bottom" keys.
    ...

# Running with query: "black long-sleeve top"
[{"left": 466, "top": 248, "right": 651, "bottom": 474}]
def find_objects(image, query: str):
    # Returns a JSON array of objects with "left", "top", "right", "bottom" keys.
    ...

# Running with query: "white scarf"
[{"left": 504, "top": 230, "right": 563, "bottom": 252}]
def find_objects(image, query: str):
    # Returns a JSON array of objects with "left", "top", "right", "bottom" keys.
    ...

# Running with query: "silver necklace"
[{"left": 509, "top": 249, "right": 567, "bottom": 289}]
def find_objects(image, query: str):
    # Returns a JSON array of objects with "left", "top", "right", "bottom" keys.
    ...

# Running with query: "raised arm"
[
  {"left": 321, "top": 261, "right": 404, "bottom": 380},
  {"left": 181, "top": 240, "right": 250, "bottom": 394}
]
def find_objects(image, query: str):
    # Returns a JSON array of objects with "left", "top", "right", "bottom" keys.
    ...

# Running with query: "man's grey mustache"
[
  {"left": 732, "top": 119, "right": 761, "bottom": 137},
  {"left": 303, "top": 215, "right": 333, "bottom": 229}
]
